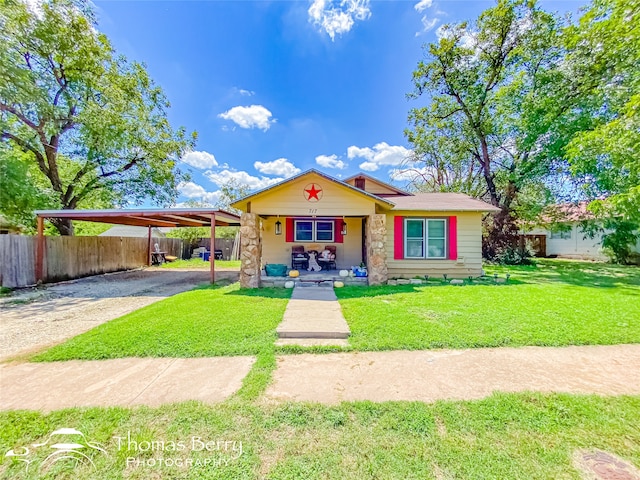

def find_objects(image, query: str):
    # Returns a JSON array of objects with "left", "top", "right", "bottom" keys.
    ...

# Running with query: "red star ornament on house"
[{"left": 304, "top": 183, "right": 323, "bottom": 202}]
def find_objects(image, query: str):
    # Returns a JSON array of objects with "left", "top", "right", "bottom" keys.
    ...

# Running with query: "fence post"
[
  {"left": 35, "top": 216, "right": 45, "bottom": 284},
  {"left": 210, "top": 214, "right": 216, "bottom": 284},
  {"left": 147, "top": 225, "right": 152, "bottom": 266}
]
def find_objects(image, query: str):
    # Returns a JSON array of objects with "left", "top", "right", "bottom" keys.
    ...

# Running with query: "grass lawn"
[
  {"left": 1, "top": 393, "right": 639, "bottom": 479},
  {"left": 32, "top": 284, "right": 289, "bottom": 362},
  {"left": 161, "top": 258, "right": 241, "bottom": 269},
  {"left": 34, "top": 259, "right": 640, "bottom": 362},
  {"left": 6, "top": 260, "right": 640, "bottom": 478},
  {"left": 335, "top": 259, "right": 640, "bottom": 351}
]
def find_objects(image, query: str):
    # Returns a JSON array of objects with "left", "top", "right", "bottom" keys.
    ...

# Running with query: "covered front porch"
[
  {"left": 239, "top": 212, "right": 388, "bottom": 288},
  {"left": 230, "top": 170, "right": 394, "bottom": 288},
  {"left": 262, "top": 215, "right": 366, "bottom": 271}
]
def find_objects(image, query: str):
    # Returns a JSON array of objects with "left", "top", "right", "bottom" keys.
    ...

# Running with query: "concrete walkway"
[
  {"left": 0, "top": 356, "right": 254, "bottom": 411},
  {"left": 275, "top": 285, "right": 350, "bottom": 346},
  {"left": 264, "top": 344, "right": 640, "bottom": 404}
]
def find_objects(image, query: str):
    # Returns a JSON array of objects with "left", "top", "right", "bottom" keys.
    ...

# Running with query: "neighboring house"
[
  {"left": 230, "top": 169, "right": 499, "bottom": 287},
  {"left": 520, "top": 202, "right": 640, "bottom": 260},
  {"left": 99, "top": 225, "right": 173, "bottom": 238}
]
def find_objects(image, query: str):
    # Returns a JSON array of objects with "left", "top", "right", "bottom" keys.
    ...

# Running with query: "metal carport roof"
[{"left": 34, "top": 208, "right": 242, "bottom": 284}]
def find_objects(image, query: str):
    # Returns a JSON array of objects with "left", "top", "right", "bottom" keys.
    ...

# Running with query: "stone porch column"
[
  {"left": 366, "top": 214, "right": 388, "bottom": 285},
  {"left": 240, "top": 213, "right": 262, "bottom": 288}
]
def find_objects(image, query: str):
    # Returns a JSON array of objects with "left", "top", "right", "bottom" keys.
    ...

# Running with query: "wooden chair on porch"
[
  {"left": 317, "top": 246, "right": 337, "bottom": 270},
  {"left": 291, "top": 245, "right": 309, "bottom": 270}
]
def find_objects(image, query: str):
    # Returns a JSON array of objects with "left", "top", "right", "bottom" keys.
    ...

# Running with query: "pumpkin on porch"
[{"left": 289, "top": 270, "right": 300, "bottom": 277}]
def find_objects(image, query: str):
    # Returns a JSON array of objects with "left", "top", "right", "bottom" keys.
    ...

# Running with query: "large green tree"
[
  {"left": 0, "top": 144, "right": 50, "bottom": 229},
  {"left": 558, "top": 0, "right": 640, "bottom": 263},
  {"left": 0, "top": 0, "right": 194, "bottom": 235},
  {"left": 563, "top": 0, "right": 640, "bottom": 221},
  {"left": 405, "top": 0, "right": 594, "bottom": 259}
]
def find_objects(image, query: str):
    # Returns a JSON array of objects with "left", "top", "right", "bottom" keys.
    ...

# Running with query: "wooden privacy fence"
[
  {"left": 196, "top": 238, "right": 237, "bottom": 260},
  {"left": 0, "top": 235, "right": 183, "bottom": 288}
]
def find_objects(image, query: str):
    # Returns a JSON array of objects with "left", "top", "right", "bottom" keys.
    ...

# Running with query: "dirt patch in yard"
[{"left": 0, "top": 267, "right": 239, "bottom": 361}]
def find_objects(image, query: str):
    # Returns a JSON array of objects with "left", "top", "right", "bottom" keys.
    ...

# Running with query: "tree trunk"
[
  {"left": 482, "top": 181, "right": 520, "bottom": 260},
  {"left": 479, "top": 137, "right": 500, "bottom": 207},
  {"left": 50, "top": 217, "right": 75, "bottom": 236}
]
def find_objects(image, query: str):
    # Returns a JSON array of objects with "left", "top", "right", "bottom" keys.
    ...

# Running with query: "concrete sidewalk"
[
  {"left": 0, "top": 356, "right": 254, "bottom": 411},
  {"left": 265, "top": 344, "right": 640, "bottom": 404},
  {"left": 2, "top": 345, "right": 639, "bottom": 411},
  {"left": 275, "top": 285, "right": 350, "bottom": 346}
]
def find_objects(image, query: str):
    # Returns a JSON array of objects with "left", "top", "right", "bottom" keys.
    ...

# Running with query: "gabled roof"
[
  {"left": 231, "top": 169, "right": 396, "bottom": 210},
  {"left": 387, "top": 193, "right": 501, "bottom": 212},
  {"left": 343, "top": 172, "right": 412, "bottom": 196}
]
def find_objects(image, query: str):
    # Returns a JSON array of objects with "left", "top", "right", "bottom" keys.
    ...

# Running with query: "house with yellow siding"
[{"left": 231, "top": 170, "right": 499, "bottom": 287}]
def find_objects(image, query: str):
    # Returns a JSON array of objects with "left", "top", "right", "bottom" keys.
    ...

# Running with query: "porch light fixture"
[
  {"left": 275, "top": 216, "right": 282, "bottom": 236},
  {"left": 341, "top": 217, "right": 347, "bottom": 236}
]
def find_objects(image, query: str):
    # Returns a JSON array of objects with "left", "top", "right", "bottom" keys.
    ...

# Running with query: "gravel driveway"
[{"left": 0, "top": 268, "right": 239, "bottom": 361}]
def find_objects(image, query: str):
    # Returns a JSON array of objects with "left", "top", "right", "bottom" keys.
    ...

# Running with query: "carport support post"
[
  {"left": 35, "top": 216, "right": 44, "bottom": 284},
  {"left": 210, "top": 213, "right": 216, "bottom": 284},
  {"left": 147, "top": 225, "right": 152, "bottom": 266}
]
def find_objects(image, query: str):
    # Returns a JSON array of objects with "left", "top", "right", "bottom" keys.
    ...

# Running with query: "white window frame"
[
  {"left": 404, "top": 218, "right": 447, "bottom": 259},
  {"left": 294, "top": 219, "right": 334, "bottom": 243},
  {"left": 315, "top": 220, "right": 335, "bottom": 242}
]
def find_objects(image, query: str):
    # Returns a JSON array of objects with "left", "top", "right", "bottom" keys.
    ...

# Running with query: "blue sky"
[{"left": 94, "top": 0, "right": 581, "bottom": 206}]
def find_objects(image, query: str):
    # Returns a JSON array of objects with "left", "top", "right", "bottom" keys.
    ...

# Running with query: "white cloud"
[
  {"left": 346, "top": 146, "right": 372, "bottom": 159},
  {"left": 347, "top": 142, "right": 411, "bottom": 172},
  {"left": 416, "top": 15, "right": 439, "bottom": 36},
  {"left": 414, "top": 0, "right": 432, "bottom": 12},
  {"left": 218, "top": 105, "right": 275, "bottom": 131},
  {"left": 254, "top": 158, "right": 301, "bottom": 178},
  {"left": 359, "top": 161, "right": 379, "bottom": 172},
  {"left": 205, "top": 169, "right": 283, "bottom": 190},
  {"left": 230, "top": 87, "right": 256, "bottom": 97},
  {"left": 180, "top": 150, "right": 218, "bottom": 169},
  {"left": 178, "top": 181, "right": 222, "bottom": 204},
  {"left": 315, "top": 154, "right": 347, "bottom": 169},
  {"left": 436, "top": 24, "right": 476, "bottom": 50},
  {"left": 308, "top": 0, "right": 371, "bottom": 41}
]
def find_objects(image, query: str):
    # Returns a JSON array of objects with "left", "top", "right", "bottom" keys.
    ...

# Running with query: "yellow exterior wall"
[
  {"left": 260, "top": 216, "right": 364, "bottom": 269},
  {"left": 384, "top": 211, "right": 484, "bottom": 278},
  {"left": 249, "top": 172, "right": 377, "bottom": 216},
  {"left": 239, "top": 172, "right": 487, "bottom": 277}
]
